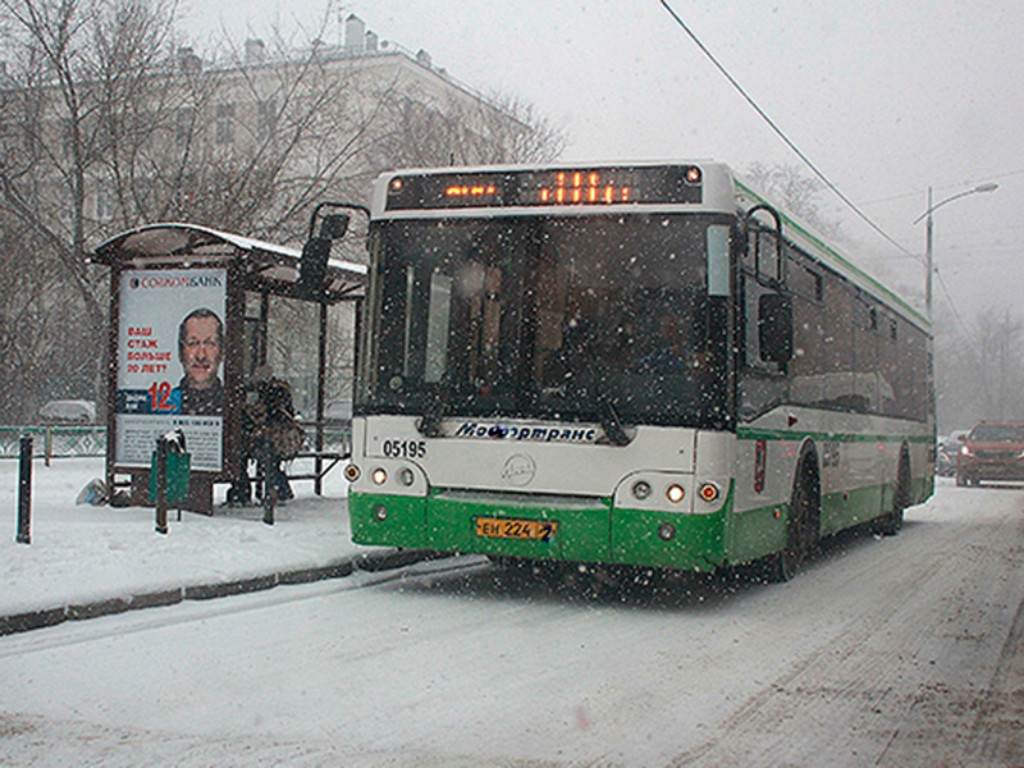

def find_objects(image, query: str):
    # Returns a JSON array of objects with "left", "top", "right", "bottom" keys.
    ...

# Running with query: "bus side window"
[{"left": 758, "top": 231, "right": 781, "bottom": 283}]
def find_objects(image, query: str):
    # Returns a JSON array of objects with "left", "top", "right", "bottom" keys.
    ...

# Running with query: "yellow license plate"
[{"left": 476, "top": 517, "right": 558, "bottom": 542}]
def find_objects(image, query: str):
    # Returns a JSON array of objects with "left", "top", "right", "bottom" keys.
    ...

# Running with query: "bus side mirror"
[
  {"left": 299, "top": 204, "right": 366, "bottom": 300},
  {"left": 320, "top": 213, "right": 350, "bottom": 240},
  {"left": 299, "top": 237, "right": 332, "bottom": 300},
  {"left": 759, "top": 293, "right": 793, "bottom": 364}
]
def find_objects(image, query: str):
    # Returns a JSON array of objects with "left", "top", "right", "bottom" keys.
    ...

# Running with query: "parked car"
[
  {"left": 38, "top": 399, "right": 97, "bottom": 425},
  {"left": 936, "top": 430, "right": 968, "bottom": 477},
  {"left": 955, "top": 421, "right": 1024, "bottom": 487},
  {"left": 323, "top": 400, "right": 352, "bottom": 424}
]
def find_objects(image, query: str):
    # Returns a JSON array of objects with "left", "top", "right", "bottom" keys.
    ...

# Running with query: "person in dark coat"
[
  {"left": 253, "top": 364, "right": 296, "bottom": 502},
  {"left": 227, "top": 364, "right": 298, "bottom": 506}
]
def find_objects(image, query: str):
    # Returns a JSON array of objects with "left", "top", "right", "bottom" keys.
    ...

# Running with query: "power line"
[
  {"left": 658, "top": 1, "right": 917, "bottom": 259},
  {"left": 860, "top": 168, "right": 1024, "bottom": 207},
  {"left": 934, "top": 268, "right": 970, "bottom": 335}
]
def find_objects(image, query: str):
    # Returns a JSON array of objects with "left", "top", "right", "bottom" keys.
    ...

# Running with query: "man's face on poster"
[{"left": 180, "top": 315, "right": 223, "bottom": 389}]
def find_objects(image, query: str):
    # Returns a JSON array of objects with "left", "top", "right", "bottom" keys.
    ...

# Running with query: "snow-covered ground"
[
  {"left": 1, "top": 461, "right": 1023, "bottom": 766},
  {"left": 0, "top": 457, "right": 362, "bottom": 617}
]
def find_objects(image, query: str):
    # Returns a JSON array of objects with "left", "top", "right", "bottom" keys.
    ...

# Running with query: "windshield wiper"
[
  {"left": 599, "top": 395, "right": 631, "bottom": 446},
  {"left": 416, "top": 375, "right": 452, "bottom": 437},
  {"left": 575, "top": 352, "right": 631, "bottom": 446}
]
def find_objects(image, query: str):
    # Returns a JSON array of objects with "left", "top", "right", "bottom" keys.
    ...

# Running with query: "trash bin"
[
  {"left": 149, "top": 431, "right": 191, "bottom": 505},
  {"left": 149, "top": 451, "right": 191, "bottom": 504}
]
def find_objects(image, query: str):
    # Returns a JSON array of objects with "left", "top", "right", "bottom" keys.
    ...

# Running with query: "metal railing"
[{"left": 0, "top": 426, "right": 107, "bottom": 459}]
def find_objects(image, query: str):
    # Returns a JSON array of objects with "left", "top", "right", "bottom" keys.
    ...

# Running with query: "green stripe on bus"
[{"left": 737, "top": 427, "right": 931, "bottom": 444}]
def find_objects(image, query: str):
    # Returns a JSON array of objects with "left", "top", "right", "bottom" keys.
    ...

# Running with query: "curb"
[
  {"left": 0, "top": 607, "right": 66, "bottom": 636},
  {"left": 356, "top": 548, "right": 453, "bottom": 572},
  {"left": 0, "top": 548, "right": 438, "bottom": 638},
  {"left": 184, "top": 574, "right": 279, "bottom": 601},
  {"left": 278, "top": 561, "right": 354, "bottom": 584}
]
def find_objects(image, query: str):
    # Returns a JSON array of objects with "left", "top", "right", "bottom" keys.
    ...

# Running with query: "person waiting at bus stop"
[{"left": 228, "top": 364, "right": 299, "bottom": 506}]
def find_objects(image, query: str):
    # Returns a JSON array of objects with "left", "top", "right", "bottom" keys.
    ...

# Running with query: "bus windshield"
[{"left": 358, "top": 214, "right": 733, "bottom": 431}]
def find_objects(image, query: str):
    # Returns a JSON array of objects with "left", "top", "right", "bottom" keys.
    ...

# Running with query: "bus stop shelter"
[{"left": 92, "top": 223, "right": 366, "bottom": 514}]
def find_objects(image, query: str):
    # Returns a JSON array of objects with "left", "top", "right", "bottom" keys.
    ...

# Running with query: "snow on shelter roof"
[{"left": 91, "top": 222, "right": 366, "bottom": 300}]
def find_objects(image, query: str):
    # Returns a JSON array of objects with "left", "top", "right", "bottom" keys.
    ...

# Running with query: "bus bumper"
[{"left": 349, "top": 489, "right": 730, "bottom": 572}]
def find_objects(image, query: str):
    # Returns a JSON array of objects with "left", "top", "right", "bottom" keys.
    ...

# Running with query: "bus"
[{"left": 343, "top": 162, "right": 934, "bottom": 582}]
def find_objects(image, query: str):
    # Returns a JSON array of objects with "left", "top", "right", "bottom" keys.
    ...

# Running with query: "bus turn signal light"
[{"left": 698, "top": 483, "right": 720, "bottom": 503}]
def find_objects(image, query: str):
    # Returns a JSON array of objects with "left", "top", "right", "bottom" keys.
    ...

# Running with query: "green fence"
[{"left": 0, "top": 425, "right": 351, "bottom": 460}]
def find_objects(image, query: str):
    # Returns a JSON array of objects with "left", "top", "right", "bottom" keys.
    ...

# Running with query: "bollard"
[
  {"left": 261, "top": 437, "right": 275, "bottom": 526},
  {"left": 16, "top": 435, "right": 32, "bottom": 545},
  {"left": 154, "top": 436, "right": 169, "bottom": 535}
]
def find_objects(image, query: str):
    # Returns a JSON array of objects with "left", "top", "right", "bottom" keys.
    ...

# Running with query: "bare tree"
[
  {"left": 0, "top": 0, "right": 182, "bottom": 421},
  {"left": 744, "top": 162, "right": 843, "bottom": 241},
  {"left": 0, "top": 0, "right": 181, "bottom": 319},
  {"left": 371, "top": 89, "right": 565, "bottom": 169},
  {"left": 198, "top": 38, "right": 566, "bottom": 400},
  {"left": 936, "top": 306, "right": 1024, "bottom": 429},
  {"left": 0, "top": 4, "right": 565, "bottom": 423}
]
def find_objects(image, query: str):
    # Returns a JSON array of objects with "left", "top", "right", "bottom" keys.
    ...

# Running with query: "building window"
[
  {"left": 257, "top": 98, "right": 277, "bottom": 142},
  {"left": 175, "top": 106, "right": 195, "bottom": 148},
  {"left": 215, "top": 103, "right": 235, "bottom": 144},
  {"left": 61, "top": 118, "right": 74, "bottom": 160},
  {"left": 95, "top": 180, "right": 116, "bottom": 221},
  {"left": 22, "top": 121, "right": 39, "bottom": 157}
]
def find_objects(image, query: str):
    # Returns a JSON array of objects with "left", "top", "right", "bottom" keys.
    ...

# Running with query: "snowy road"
[{"left": 1, "top": 480, "right": 1022, "bottom": 767}]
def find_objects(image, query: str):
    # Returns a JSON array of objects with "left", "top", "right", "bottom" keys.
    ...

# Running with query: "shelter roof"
[{"left": 92, "top": 222, "right": 366, "bottom": 301}]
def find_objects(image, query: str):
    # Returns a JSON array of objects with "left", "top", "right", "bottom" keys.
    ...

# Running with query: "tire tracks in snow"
[{"left": 664, "top": 496, "right": 1024, "bottom": 767}]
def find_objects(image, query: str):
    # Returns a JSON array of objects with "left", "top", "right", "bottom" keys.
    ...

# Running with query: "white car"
[{"left": 39, "top": 399, "right": 97, "bottom": 424}]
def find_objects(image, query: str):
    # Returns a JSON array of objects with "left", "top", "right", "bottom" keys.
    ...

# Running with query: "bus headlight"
[
  {"left": 666, "top": 484, "right": 686, "bottom": 504},
  {"left": 399, "top": 468, "right": 415, "bottom": 486},
  {"left": 374, "top": 504, "right": 388, "bottom": 521},
  {"left": 372, "top": 468, "right": 388, "bottom": 485}
]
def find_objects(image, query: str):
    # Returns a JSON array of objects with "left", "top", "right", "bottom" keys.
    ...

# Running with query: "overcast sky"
[{"left": 181, "top": 1, "right": 1024, "bottom": 324}]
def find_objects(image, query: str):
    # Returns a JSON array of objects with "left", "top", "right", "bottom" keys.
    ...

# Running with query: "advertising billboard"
[{"left": 115, "top": 268, "right": 227, "bottom": 471}]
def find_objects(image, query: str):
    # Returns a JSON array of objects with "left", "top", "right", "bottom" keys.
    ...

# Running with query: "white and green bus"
[{"left": 344, "top": 162, "right": 933, "bottom": 581}]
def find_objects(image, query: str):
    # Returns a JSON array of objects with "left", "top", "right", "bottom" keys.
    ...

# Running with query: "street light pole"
[
  {"left": 925, "top": 186, "right": 934, "bottom": 315},
  {"left": 915, "top": 183, "right": 998, "bottom": 318}
]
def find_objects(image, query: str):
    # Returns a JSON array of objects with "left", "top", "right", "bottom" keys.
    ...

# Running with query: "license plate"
[{"left": 476, "top": 517, "right": 558, "bottom": 542}]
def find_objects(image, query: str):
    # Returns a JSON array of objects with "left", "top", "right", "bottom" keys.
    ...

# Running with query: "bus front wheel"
[{"left": 768, "top": 460, "right": 820, "bottom": 583}]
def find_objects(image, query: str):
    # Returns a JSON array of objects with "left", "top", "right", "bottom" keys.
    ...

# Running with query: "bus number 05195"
[{"left": 381, "top": 439, "right": 427, "bottom": 459}]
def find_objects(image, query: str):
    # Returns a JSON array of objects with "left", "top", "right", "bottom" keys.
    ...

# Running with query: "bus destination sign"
[{"left": 385, "top": 165, "right": 703, "bottom": 211}]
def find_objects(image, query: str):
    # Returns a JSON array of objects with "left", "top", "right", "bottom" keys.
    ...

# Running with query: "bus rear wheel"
[{"left": 879, "top": 451, "right": 911, "bottom": 536}]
